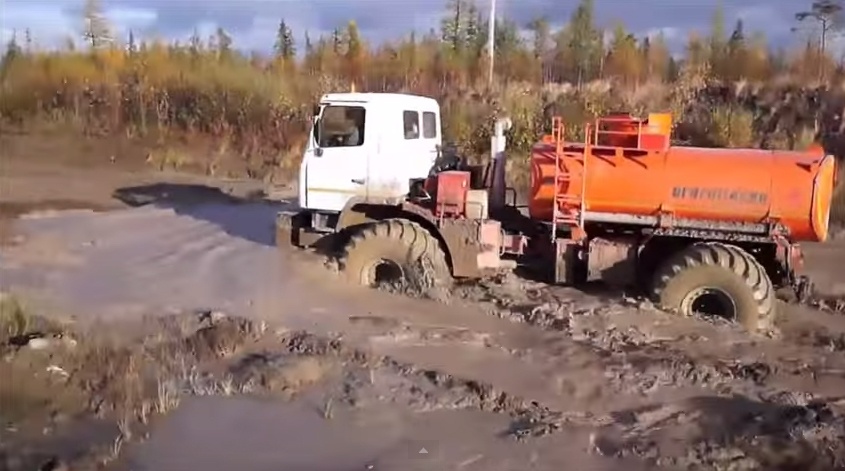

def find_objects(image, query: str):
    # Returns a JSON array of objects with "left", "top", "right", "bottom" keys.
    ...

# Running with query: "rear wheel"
[
  {"left": 651, "top": 242, "right": 776, "bottom": 332},
  {"left": 338, "top": 219, "right": 451, "bottom": 293}
]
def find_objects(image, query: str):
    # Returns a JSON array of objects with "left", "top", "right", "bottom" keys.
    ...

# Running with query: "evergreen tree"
[
  {"left": 566, "top": 0, "right": 602, "bottom": 85},
  {"left": 24, "top": 28, "right": 32, "bottom": 52},
  {"left": 274, "top": 20, "right": 296, "bottom": 60},
  {"left": 528, "top": 17, "right": 551, "bottom": 60},
  {"left": 304, "top": 31, "right": 313, "bottom": 55},
  {"left": 215, "top": 27, "right": 232, "bottom": 61},
  {"left": 2, "top": 31, "right": 23, "bottom": 70},
  {"left": 606, "top": 24, "right": 640, "bottom": 86},
  {"left": 345, "top": 20, "right": 364, "bottom": 85},
  {"left": 331, "top": 28, "right": 343, "bottom": 55},
  {"left": 726, "top": 19, "right": 747, "bottom": 79},
  {"left": 126, "top": 30, "right": 138, "bottom": 55},
  {"left": 441, "top": 0, "right": 470, "bottom": 52}
]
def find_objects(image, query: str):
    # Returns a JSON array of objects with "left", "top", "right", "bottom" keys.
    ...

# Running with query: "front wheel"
[
  {"left": 650, "top": 242, "right": 777, "bottom": 332},
  {"left": 338, "top": 219, "right": 451, "bottom": 293}
]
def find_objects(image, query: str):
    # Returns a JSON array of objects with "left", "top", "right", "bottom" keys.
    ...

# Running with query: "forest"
[{"left": 1, "top": 0, "right": 845, "bottom": 192}]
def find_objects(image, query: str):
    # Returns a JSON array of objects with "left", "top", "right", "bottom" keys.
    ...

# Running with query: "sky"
[{"left": 0, "top": 0, "right": 829, "bottom": 55}]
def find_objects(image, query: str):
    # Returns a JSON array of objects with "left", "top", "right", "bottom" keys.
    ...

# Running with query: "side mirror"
[
  {"left": 312, "top": 104, "right": 320, "bottom": 118},
  {"left": 315, "top": 147, "right": 323, "bottom": 157}
]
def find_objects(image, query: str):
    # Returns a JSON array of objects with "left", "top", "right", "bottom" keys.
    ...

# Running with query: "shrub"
[{"left": 0, "top": 43, "right": 841, "bottom": 184}]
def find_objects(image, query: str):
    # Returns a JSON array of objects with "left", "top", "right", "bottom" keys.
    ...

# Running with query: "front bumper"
[{"left": 275, "top": 210, "right": 325, "bottom": 248}]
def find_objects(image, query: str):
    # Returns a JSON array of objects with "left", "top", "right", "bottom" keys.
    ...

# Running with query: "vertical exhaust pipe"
[{"left": 489, "top": 117, "right": 512, "bottom": 211}]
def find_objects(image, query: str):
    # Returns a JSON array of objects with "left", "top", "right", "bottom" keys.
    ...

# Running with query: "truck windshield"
[{"left": 314, "top": 105, "right": 366, "bottom": 148}]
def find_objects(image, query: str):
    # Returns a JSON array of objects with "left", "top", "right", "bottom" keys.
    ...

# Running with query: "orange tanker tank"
[{"left": 530, "top": 113, "right": 839, "bottom": 243}]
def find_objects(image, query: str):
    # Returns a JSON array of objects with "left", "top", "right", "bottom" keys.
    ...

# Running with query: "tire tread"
[{"left": 651, "top": 242, "right": 776, "bottom": 331}]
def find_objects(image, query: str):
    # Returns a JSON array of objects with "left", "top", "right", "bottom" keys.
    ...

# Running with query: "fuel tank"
[{"left": 529, "top": 142, "right": 838, "bottom": 242}]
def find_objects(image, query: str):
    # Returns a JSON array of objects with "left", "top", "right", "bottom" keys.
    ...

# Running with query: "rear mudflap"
[{"left": 275, "top": 210, "right": 308, "bottom": 248}]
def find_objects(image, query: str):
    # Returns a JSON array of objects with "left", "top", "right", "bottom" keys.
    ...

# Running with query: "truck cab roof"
[{"left": 320, "top": 92, "right": 439, "bottom": 108}]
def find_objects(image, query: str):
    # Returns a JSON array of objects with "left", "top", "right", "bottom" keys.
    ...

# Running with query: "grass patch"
[{"left": 0, "top": 294, "right": 29, "bottom": 342}]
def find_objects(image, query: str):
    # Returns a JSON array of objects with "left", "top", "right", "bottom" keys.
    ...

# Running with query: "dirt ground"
[{"left": 2, "top": 153, "right": 845, "bottom": 470}]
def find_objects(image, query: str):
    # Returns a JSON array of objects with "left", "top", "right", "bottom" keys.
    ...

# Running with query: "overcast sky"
[{"left": 0, "top": 0, "right": 827, "bottom": 54}]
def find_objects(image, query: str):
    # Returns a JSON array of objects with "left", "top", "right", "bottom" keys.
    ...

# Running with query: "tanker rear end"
[{"left": 520, "top": 113, "right": 838, "bottom": 332}]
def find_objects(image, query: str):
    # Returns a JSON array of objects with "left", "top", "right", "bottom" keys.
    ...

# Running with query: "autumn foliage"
[{"left": 1, "top": 0, "right": 844, "bottom": 192}]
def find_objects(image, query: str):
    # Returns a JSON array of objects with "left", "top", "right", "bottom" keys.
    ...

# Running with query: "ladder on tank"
[{"left": 551, "top": 117, "right": 587, "bottom": 238}]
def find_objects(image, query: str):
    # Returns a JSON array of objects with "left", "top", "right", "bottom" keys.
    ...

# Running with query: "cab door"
[
  {"left": 401, "top": 109, "right": 439, "bottom": 180},
  {"left": 420, "top": 110, "right": 441, "bottom": 173},
  {"left": 304, "top": 104, "right": 369, "bottom": 212},
  {"left": 366, "top": 108, "right": 436, "bottom": 200}
]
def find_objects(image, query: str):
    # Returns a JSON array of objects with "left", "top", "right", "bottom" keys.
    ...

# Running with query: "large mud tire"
[
  {"left": 651, "top": 242, "right": 776, "bottom": 332},
  {"left": 339, "top": 219, "right": 451, "bottom": 293}
]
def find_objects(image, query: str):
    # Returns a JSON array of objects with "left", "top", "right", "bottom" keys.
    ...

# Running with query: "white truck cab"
[{"left": 299, "top": 92, "right": 443, "bottom": 214}]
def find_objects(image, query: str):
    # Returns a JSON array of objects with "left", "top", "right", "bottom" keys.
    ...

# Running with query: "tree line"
[
  {"left": 0, "top": 0, "right": 843, "bottom": 180},
  {"left": 4, "top": 0, "right": 843, "bottom": 88}
]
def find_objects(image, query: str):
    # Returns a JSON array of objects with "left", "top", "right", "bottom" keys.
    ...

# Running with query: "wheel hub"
[
  {"left": 681, "top": 287, "right": 737, "bottom": 321},
  {"left": 364, "top": 259, "right": 406, "bottom": 287}
]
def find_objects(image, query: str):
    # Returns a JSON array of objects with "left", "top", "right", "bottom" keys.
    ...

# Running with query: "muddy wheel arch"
[{"left": 336, "top": 201, "right": 494, "bottom": 278}]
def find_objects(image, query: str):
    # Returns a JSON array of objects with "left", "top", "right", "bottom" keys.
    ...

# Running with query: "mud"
[
  {"left": 2, "top": 171, "right": 845, "bottom": 470},
  {"left": 807, "top": 294, "right": 845, "bottom": 314},
  {"left": 6, "top": 307, "right": 842, "bottom": 470},
  {"left": 435, "top": 274, "right": 845, "bottom": 469},
  {"left": 5, "top": 295, "right": 844, "bottom": 470},
  {"left": 0, "top": 310, "right": 606, "bottom": 470}
]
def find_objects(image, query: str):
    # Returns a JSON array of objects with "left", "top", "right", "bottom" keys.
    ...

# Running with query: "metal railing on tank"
[{"left": 589, "top": 113, "right": 672, "bottom": 151}]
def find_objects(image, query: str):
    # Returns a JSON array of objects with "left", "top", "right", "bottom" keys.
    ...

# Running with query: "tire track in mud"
[
  {"left": 18, "top": 206, "right": 178, "bottom": 245},
  {"left": 125, "top": 231, "right": 256, "bottom": 307},
  {"left": 415, "top": 276, "right": 845, "bottom": 469},
  {"left": 774, "top": 294, "right": 845, "bottom": 357},
  {"left": 451, "top": 276, "right": 845, "bottom": 381},
  {"left": 228, "top": 323, "right": 845, "bottom": 471},
  {"left": 141, "top": 228, "right": 234, "bottom": 269},
  {"left": 227, "top": 329, "right": 586, "bottom": 438},
  {"left": 123, "top": 220, "right": 227, "bottom": 267},
  {"left": 12, "top": 208, "right": 220, "bottom": 269},
  {"left": 370, "top": 270, "right": 845, "bottom": 397},
  {"left": 193, "top": 239, "right": 248, "bottom": 281}
]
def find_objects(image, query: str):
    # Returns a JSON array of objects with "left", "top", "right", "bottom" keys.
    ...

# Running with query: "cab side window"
[
  {"left": 422, "top": 112, "right": 437, "bottom": 139},
  {"left": 403, "top": 110, "right": 419, "bottom": 140},
  {"left": 319, "top": 105, "right": 366, "bottom": 147}
]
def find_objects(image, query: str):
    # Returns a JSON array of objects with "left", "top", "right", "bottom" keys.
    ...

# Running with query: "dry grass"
[
  {"left": 0, "top": 294, "right": 29, "bottom": 342},
  {"left": 0, "top": 300, "right": 351, "bottom": 468},
  {"left": 0, "top": 305, "right": 265, "bottom": 466},
  {"left": 0, "top": 297, "right": 356, "bottom": 469}
]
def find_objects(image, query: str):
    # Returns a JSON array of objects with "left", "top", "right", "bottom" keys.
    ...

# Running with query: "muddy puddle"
[
  {"left": 128, "top": 396, "right": 628, "bottom": 471},
  {"left": 128, "top": 396, "right": 396, "bottom": 471}
]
